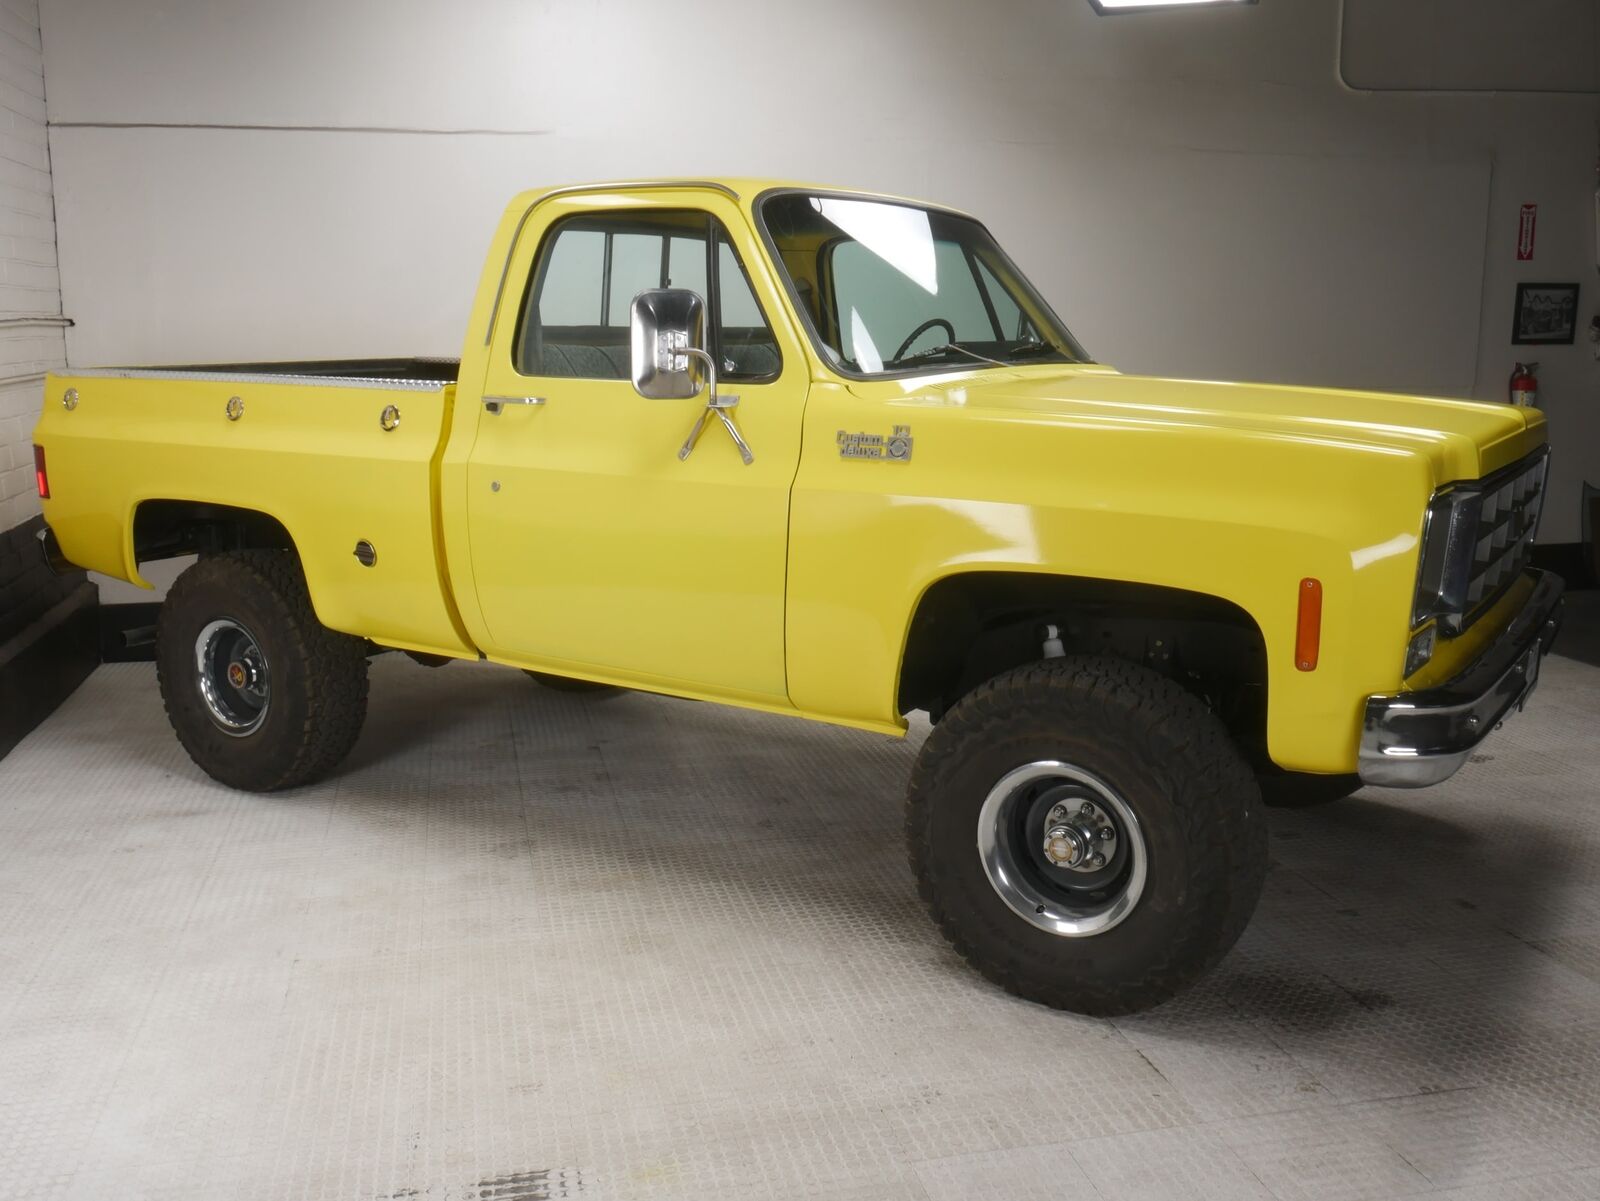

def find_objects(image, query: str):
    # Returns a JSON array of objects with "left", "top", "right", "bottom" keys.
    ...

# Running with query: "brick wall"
[{"left": 0, "top": 0, "right": 70, "bottom": 637}]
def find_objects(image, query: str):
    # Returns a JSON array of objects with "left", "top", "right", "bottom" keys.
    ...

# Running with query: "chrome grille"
[{"left": 1462, "top": 449, "right": 1548, "bottom": 622}]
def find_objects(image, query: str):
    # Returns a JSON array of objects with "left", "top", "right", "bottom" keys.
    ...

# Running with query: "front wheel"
[
  {"left": 156, "top": 551, "right": 369, "bottom": 791},
  {"left": 906, "top": 656, "right": 1267, "bottom": 1016}
]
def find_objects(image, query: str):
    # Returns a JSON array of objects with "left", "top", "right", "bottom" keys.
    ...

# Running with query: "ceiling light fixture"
[{"left": 1089, "top": 0, "right": 1256, "bottom": 12}]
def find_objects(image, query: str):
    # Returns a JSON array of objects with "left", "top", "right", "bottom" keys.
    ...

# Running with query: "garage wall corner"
[{"left": 0, "top": 0, "right": 96, "bottom": 760}]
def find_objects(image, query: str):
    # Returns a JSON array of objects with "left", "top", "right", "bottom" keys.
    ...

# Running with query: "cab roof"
[{"left": 508, "top": 178, "right": 978, "bottom": 220}]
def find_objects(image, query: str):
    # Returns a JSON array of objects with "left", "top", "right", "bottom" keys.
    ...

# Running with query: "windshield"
[{"left": 758, "top": 192, "right": 1087, "bottom": 377}]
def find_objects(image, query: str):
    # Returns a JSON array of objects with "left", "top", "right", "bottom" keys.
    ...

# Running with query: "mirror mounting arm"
[{"left": 675, "top": 346, "right": 754, "bottom": 466}]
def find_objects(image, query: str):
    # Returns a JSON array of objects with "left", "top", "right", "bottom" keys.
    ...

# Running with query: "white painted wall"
[
  {"left": 35, "top": 0, "right": 1600, "bottom": 543},
  {"left": 1343, "top": 0, "right": 1600, "bottom": 92},
  {"left": 0, "top": 0, "right": 63, "bottom": 536}
]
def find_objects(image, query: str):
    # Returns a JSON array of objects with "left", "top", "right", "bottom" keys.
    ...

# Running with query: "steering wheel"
[{"left": 892, "top": 318, "right": 956, "bottom": 362}]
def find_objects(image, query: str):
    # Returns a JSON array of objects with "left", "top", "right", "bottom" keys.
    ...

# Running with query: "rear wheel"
[
  {"left": 157, "top": 551, "right": 369, "bottom": 791},
  {"left": 906, "top": 656, "right": 1267, "bottom": 1015}
]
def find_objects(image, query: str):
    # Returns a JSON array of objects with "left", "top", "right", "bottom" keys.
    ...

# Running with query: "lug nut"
[
  {"left": 1100, "top": 827, "right": 1116, "bottom": 842},
  {"left": 1080, "top": 802, "right": 1095, "bottom": 816},
  {"left": 1090, "top": 854, "right": 1105, "bottom": 868}
]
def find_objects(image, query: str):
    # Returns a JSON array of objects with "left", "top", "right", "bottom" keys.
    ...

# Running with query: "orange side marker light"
[{"left": 1295, "top": 578, "right": 1322, "bottom": 672}]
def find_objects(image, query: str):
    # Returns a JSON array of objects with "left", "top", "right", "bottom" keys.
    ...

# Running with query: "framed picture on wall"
[{"left": 1512, "top": 282, "right": 1580, "bottom": 345}]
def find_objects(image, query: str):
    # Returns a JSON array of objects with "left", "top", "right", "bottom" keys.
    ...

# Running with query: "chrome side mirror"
[
  {"left": 630, "top": 288, "right": 706, "bottom": 400},
  {"left": 629, "top": 287, "right": 755, "bottom": 466}
]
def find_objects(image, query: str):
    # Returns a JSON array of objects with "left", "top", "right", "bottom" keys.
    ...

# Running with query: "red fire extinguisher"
[{"left": 1509, "top": 361, "right": 1539, "bottom": 407}]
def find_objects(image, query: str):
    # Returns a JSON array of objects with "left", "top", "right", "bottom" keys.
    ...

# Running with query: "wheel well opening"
[
  {"left": 133, "top": 500, "right": 296, "bottom": 568},
  {"left": 898, "top": 572, "right": 1269, "bottom": 757}
]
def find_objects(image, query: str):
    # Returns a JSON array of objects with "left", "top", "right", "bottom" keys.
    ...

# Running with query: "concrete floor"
[{"left": 3, "top": 652, "right": 1599, "bottom": 1201}]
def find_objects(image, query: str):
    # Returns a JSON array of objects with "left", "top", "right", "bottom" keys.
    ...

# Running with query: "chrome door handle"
[{"left": 482, "top": 394, "right": 546, "bottom": 415}]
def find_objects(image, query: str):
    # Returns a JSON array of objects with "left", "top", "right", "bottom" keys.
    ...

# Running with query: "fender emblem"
[{"left": 838, "top": 425, "right": 913, "bottom": 462}]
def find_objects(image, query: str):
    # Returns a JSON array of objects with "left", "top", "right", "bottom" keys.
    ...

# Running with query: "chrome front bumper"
[{"left": 1359, "top": 570, "right": 1565, "bottom": 788}]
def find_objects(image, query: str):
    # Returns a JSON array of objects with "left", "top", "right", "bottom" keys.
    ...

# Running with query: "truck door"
[{"left": 464, "top": 195, "right": 806, "bottom": 704}]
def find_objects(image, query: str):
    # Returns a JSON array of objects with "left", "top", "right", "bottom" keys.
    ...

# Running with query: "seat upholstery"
[
  {"left": 536, "top": 325, "right": 779, "bottom": 382},
  {"left": 540, "top": 341, "right": 624, "bottom": 379}
]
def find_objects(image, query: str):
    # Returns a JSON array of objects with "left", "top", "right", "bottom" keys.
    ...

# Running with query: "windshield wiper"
[
  {"left": 1006, "top": 341, "right": 1069, "bottom": 361},
  {"left": 897, "top": 341, "right": 1009, "bottom": 368}
]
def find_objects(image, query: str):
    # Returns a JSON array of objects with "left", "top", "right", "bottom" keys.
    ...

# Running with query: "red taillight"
[
  {"left": 1295, "top": 578, "right": 1322, "bottom": 671},
  {"left": 33, "top": 444, "right": 49, "bottom": 500}
]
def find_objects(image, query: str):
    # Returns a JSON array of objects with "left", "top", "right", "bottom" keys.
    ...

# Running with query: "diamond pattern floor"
[{"left": 1, "top": 653, "right": 1597, "bottom": 1201}]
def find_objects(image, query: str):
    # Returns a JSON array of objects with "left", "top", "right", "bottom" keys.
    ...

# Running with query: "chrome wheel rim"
[
  {"left": 194, "top": 618, "right": 270, "bottom": 736},
  {"left": 977, "top": 760, "right": 1148, "bottom": 937}
]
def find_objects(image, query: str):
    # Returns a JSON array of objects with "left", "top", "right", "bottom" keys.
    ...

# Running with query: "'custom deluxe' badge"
[{"left": 838, "top": 425, "right": 913, "bottom": 463}]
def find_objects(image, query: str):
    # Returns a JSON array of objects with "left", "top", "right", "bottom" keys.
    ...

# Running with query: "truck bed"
[{"left": 36, "top": 362, "right": 474, "bottom": 659}]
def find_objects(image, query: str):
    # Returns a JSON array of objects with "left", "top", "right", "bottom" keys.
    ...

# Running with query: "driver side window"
[{"left": 516, "top": 211, "right": 780, "bottom": 382}]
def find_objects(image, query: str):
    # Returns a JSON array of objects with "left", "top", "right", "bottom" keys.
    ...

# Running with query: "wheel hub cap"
[
  {"left": 977, "top": 761, "right": 1148, "bottom": 938},
  {"left": 195, "top": 618, "right": 271, "bottom": 737},
  {"left": 1043, "top": 824, "right": 1085, "bottom": 867},
  {"left": 1042, "top": 800, "right": 1117, "bottom": 871}
]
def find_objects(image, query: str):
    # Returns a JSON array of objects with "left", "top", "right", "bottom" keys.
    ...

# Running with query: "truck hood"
[{"left": 851, "top": 365, "right": 1544, "bottom": 483}]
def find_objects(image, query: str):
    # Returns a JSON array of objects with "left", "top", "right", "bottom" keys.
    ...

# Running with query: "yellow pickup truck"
[{"left": 32, "top": 178, "right": 1563, "bottom": 1014}]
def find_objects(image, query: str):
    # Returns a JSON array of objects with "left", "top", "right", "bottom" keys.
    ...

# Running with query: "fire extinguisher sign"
[{"left": 1517, "top": 204, "right": 1538, "bottom": 261}]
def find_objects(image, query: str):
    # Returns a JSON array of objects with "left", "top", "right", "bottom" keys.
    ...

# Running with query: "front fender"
[{"left": 785, "top": 384, "right": 1433, "bottom": 773}]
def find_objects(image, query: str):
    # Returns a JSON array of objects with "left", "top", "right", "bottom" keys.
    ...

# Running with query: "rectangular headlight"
[{"left": 1412, "top": 488, "right": 1481, "bottom": 629}]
